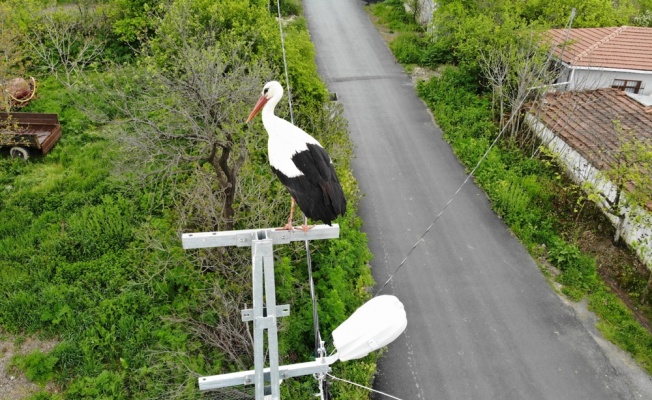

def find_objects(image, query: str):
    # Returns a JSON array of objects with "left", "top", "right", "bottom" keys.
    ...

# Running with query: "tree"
[
  {"left": 590, "top": 122, "right": 652, "bottom": 304},
  {"left": 108, "top": 0, "right": 163, "bottom": 46},
  {"left": 479, "top": 30, "right": 558, "bottom": 141},
  {"left": 101, "top": 4, "right": 273, "bottom": 232},
  {"left": 26, "top": 8, "right": 105, "bottom": 88},
  {"left": 584, "top": 121, "right": 652, "bottom": 245}
]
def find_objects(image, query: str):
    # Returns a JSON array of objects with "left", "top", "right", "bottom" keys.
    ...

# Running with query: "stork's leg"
[
  {"left": 278, "top": 197, "right": 296, "bottom": 231},
  {"left": 300, "top": 216, "right": 314, "bottom": 232},
  {"left": 277, "top": 198, "right": 315, "bottom": 232}
]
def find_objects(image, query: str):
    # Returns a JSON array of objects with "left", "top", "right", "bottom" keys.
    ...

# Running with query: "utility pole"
[{"left": 181, "top": 225, "right": 341, "bottom": 399}]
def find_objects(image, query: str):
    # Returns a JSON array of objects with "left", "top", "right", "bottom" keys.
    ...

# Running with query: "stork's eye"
[{"left": 263, "top": 88, "right": 269, "bottom": 94}]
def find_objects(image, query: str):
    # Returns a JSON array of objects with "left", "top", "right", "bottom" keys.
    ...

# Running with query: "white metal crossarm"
[
  {"left": 181, "top": 224, "right": 340, "bottom": 249},
  {"left": 183, "top": 225, "right": 340, "bottom": 399},
  {"left": 198, "top": 355, "right": 339, "bottom": 392}
]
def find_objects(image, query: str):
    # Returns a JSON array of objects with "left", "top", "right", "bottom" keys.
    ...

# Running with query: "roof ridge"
[{"left": 572, "top": 26, "right": 628, "bottom": 65}]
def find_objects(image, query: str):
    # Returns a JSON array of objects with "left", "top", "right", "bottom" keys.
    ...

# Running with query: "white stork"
[{"left": 246, "top": 81, "right": 346, "bottom": 231}]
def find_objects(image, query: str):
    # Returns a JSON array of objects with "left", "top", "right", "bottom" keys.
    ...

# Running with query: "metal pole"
[
  {"left": 186, "top": 225, "right": 342, "bottom": 396},
  {"left": 251, "top": 234, "right": 266, "bottom": 399},
  {"left": 252, "top": 231, "right": 281, "bottom": 400},
  {"left": 261, "top": 233, "right": 281, "bottom": 399}
]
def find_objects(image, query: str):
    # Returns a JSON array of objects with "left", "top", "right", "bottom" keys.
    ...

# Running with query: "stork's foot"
[
  {"left": 299, "top": 224, "right": 314, "bottom": 233},
  {"left": 275, "top": 223, "right": 314, "bottom": 232},
  {"left": 276, "top": 222, "right": 295, "bottom": 231}
]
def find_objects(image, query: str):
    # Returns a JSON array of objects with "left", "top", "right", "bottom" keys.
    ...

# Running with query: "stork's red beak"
[{"left": 246, "top": 95, "right": 268, "bottom": 123}]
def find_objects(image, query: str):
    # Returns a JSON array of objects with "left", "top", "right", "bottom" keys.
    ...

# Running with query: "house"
[
  {"left": 525, "top": 88, "right": 652, "bottom": 267},
  {"left": 547, "top": 26, "right": 652, "bottom": 101}
]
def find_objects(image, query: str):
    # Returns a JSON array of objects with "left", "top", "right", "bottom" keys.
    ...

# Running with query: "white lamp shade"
[{"left": 332, "top": 295, "right": 407, "bottom": 362}]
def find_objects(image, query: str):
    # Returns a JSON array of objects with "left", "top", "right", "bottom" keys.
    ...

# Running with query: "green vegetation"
[
  {"left": 369, "top": 0, "right": 652, "bottom": 375},
  {"left": 1, "top": 0, "right": 375, "bottom": 398}
]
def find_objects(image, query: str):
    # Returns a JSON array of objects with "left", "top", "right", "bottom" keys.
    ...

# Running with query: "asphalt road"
[{"left": 303, "top": 1, "right": 652, "bottom": 399}]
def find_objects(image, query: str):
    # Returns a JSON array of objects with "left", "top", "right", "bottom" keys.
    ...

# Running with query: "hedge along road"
[{"left": 303, "top": 0, "right": 652, "bottom": 399}]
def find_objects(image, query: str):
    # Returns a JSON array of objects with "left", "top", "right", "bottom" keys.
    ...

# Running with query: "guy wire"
[{"left": 275, "top": 0, "right": 323, "bottom": 360}]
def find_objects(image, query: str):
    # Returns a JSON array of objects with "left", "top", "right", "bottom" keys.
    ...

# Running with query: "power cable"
[
  {"left": 374, "top": 84, "right": 542, "bottom": 296},
  {"left": 374, "top": 125, "right": 504, "bottom": 295},
  {"left": 275, "top": 1, "right": 327, "bottom": 397},
  {"left": 326, "top": 373, "right": 405, "bottom": 400},
  {"left": 275, "top": 0, "right": 294, "bottom": 123}
]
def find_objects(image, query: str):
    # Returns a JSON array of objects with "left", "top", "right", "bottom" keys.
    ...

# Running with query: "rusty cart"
[{"left": 0, "top": 112, "right": 62, "bottom": 160}]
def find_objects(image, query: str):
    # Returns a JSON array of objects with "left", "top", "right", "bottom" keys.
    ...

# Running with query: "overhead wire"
[
  {"left": 276, "top": 0, "right": 294, "bottom": 123},
  {"left": 271, "top": 3, "right": 564, "bottom": 400},
  {"left": 326, "top": 373, "right": 405, "bottom": 400},
  {"left": 275, "top": 0, "right": 327, "bottom": 396},
  {"left": 374, "top": 39, "right": 559, "bottom": 296},
  {"left": 374, "top": 122, "right": 505, "bottom": 295}
]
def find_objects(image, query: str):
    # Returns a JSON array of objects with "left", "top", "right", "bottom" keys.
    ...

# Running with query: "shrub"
[
  {"left": 66, "top": 370, "right": 127, "bottom": 400},
  {"left": 390, "top": 32, "right": 424, "bottom": 64},
  {"left": 421, "top": 39, "right": 456, "bottom": 66},
  {"left": 12, "top": 350, "right": 59, "bottom": 385}
]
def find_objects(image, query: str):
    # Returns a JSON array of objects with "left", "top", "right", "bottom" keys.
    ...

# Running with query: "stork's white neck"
[
  {"left": 261, "top": 92, "right": 282, "bottom": 121},
  {"left": 260, "top": 92, "right": 323, "bottom": 178}
]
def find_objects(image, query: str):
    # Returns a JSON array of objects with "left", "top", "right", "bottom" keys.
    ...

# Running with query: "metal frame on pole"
[{"left": 181, "top": 225, "right": 341, "bottom": 399}]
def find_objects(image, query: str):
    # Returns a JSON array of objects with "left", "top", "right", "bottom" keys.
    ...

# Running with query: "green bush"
[
  {"left": 421, "top": 39, "right": 456, "bottom": 66},
  {"left": 493, "top": 180, "right": 530, "bottom": 221},
  {"left": 56, "top": 196, "right": 135, "bottom": 261},
  {"left": 66, "top": 370, "right": 127, "bottom": 400},
  {"left": 368, "top": 0, "right": 422, "bottom": 32},
  {"left": 12, "top": 350, "right": 59, "bottom": 385},
  {"left": 390, "top": 32, "right": 424, "bottom": 64},
  {"left": 26, "top": 392, "right": 64, "bottom": 400}
]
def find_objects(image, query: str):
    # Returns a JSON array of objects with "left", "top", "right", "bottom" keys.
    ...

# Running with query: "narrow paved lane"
[{"left": 304, "top": 1, "right": 650, "bottom": 399}]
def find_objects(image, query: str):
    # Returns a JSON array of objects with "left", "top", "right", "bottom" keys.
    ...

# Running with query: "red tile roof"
[
  {"left": 547, "top": 26, "right": 652, "bottom": 71},
  {"left": 530, "top": 88, "right": 652, "bottom": 171}
]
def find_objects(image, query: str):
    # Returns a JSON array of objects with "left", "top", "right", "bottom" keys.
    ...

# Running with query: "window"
[{"left": 612, "top": 79, "right": 643, "bottom": 94}]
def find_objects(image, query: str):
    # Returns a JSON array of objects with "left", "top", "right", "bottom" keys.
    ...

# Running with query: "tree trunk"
[
  {"left": 208, "top": 142, "right": 236, "bottom": 231},
  {"left": 207, "top": 139, "right": 246, "bottom": 231},
  {"left": 613, "top": 213, "right": 625, "bottom": 245},
  {"left": 611, "top": 185, "right": 625, "bottom": 245}
]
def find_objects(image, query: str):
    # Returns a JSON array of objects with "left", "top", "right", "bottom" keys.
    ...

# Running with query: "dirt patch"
[
  {"left": 409, "top": 65, "right": 441, "bottom": 85},
  {"left": 0, "top": 331, "right": 60, "bottom": 399}
]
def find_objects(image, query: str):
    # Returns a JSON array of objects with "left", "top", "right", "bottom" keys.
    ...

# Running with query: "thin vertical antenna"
[{"left": 559, "top": 8, "right": 576, "bottom": 90}]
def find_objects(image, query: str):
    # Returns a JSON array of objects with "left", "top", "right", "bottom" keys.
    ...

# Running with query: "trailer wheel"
[{"left": 9, "top": 146, "right": 29, "bottom": 160}]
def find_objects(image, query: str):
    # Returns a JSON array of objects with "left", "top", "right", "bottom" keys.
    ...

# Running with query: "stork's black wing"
[{"left": 272, "top": 143, "right": 346, "bottom": 225}]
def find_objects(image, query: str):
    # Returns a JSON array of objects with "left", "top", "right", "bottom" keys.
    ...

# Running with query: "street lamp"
[
  {"left": 184, "top": 226, "right": 408, "bottom": 399},
  {"left": 333, "top": 295, "right": 407, "bottom": 361}
]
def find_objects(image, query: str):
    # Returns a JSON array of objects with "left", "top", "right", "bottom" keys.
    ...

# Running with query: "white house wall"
[
  {"left": 525, "top": 113, "right": 652, "bottom": 269},
  {"left": 568, "top": 67, "right": 652, "bottom": 95}
]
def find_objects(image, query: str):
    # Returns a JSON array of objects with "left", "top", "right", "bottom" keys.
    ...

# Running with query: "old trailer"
[{"left": 0, "top": 112, "right": 62, "bottom": 159}]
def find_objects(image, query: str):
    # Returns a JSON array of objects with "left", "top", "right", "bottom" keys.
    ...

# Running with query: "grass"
[{"left": 1, "top": 6, "right": 378, "bottom": 396}]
